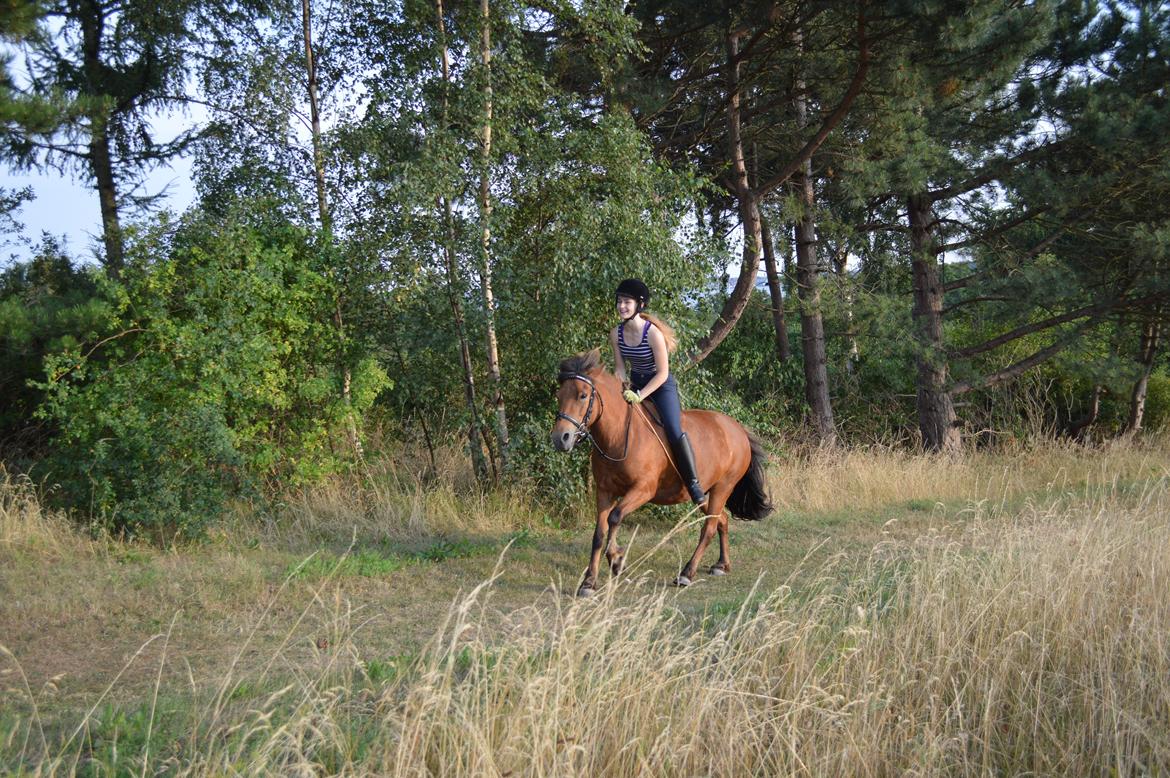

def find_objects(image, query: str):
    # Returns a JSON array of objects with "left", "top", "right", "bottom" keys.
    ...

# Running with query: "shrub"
[
  {"left": 37, "top": 214, "right": 387, "bottom": 537},
  {"left": 0, "top": 238, "right": 107, "bottom": 461}
]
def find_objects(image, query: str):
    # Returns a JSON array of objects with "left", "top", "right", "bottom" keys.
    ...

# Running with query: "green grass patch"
[
  {"left": 289, "top": 548, "right": 411, "bottom": 580},
  {"left": 362, "top": 656, "right": 411, "bottom": 685},
  {"left": 703, "top": 592, "right": 770, "bottom": 623},
  {"left": 70, "top": 701, "right": 186, "bottom": 778},
  {"left": 285, "top": 529, "right": 539, "bottom": 581}
]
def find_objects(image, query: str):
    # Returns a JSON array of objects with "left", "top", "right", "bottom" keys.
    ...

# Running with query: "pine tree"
[{"left": 2, "top": 0, "right": 268, "bottom": 275}]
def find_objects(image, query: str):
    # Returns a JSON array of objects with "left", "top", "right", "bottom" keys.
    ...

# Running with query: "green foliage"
[
  {"left": 0, "top": 238, "right": 107, "bottom": 459},
  {"left": 0, "top": 0, "right": 68, "bottom": 135},
  {"left": 362, "top": 656, "right": 408, "bottom": 685},
  {"left": 3, "top": 0, "right": 263, "bottom": 179},
  {"left": 6, "top": 0, "right": 1170, "bottom": 530},
  {"left": 701, "top": 286, "right": 921, "bottom": 442},
  {"left": 291, "top": 549, "right": 412, "bottom": 580},
  {"left": 1143, "top": 371, "right": 1170, "bottom": 431},
  {"left": 71, "top": 701, "right": 185, "bottom": 778},
  {"left": 507, "top": 414, "right": 591, "bottom": 509},
  {"left": 327, "top": 0, "right": 716, "bottom": 496},
  {"left": 36, "top": 210, "right": 387, "bottom": 537},
  {"left": 0, "top": 185, "right": 33, "bottom": 244},
  {"left": 683, "top": 296, "right": 801, "bottom": 438},
  {"left": 494, "top": 107, "right": 712, "bottom": 420}
]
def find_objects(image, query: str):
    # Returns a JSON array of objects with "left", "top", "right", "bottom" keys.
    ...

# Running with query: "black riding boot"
[{"left": 672, "top": 432, "right": 708, "bottom": 507}]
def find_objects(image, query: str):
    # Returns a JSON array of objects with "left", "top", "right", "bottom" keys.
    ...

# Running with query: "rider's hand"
[{"left": 623, "top": 389, "right": 642, "bottom": 404}]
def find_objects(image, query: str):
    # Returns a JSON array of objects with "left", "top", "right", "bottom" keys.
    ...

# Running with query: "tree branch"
[
  {"left": 927, "top": 141, "right": 1063, "bottom": 202},
  {"left": 751, "top": 8, "right": 869, "bottom": 198},
  {"left": 937, "top": 206, "right": 1051, "bottom": 253},
  {"left": 940, "top": 295, "right": 1013, "bottom": 316},
  {"left": 952, "top": 300, "right": 1116, "bottom": 359},
  {"left": 952, "top": 320, "right": 1099, "bottom": 395},
  {"left": 943, "top": 271, "right": 983, "bottom": 292}
]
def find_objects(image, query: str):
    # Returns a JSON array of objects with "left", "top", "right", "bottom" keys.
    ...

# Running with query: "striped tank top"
[{"left": 618, "top": 320, "right": 657, "bottom": 374}]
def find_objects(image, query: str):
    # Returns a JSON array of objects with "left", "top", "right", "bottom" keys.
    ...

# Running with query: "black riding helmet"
[{"left": 615, "top": 278, "right": 650, "bottom": 311}]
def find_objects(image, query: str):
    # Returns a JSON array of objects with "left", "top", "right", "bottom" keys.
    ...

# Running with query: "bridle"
[{"left": 556, "top": 372, "right": 633, "bottom": 463}]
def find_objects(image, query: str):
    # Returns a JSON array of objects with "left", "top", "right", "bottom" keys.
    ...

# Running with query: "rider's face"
[{"left": 616, "top": 294, "right": 638, "bottom": 319}]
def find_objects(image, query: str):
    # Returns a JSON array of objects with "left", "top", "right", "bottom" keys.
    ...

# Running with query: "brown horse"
[{"left": 551, "top": 349, "right": 773, "bottom": 597}]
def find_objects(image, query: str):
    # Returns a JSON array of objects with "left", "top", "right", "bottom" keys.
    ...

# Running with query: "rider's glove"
[{"left": 622, "top": 389, "right": 642, "bottom": 404}]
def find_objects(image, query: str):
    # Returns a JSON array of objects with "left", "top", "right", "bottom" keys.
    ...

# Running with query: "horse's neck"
[{"left": 588, "top": 373, "right": 626, "bottom": 450}]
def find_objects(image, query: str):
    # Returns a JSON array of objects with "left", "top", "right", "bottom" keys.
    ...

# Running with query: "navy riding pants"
[{"left": 629, "top": 371, "right": 684, "bottom": 443}]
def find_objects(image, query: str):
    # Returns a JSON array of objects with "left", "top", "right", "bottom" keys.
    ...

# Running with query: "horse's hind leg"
[
  {"left": 678, "top": 488, "right": 730, "bottom": 586},
  {"left": 710, "top": 510, "right": 731, "bottom": 576}
]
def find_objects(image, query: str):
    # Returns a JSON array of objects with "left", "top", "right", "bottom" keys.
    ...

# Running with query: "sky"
[{"left": 1, "top": 150, "right": 198, "bottom": 267}]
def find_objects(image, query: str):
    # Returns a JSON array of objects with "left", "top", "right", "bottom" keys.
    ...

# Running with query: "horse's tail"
[{"left": 726, "top": 431, "right": 774, "bottom": 521}]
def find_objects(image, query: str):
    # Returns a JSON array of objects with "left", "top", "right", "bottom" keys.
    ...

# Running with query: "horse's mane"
[{"left": 558, "top": 348, "right": 603, "bottom": 380}]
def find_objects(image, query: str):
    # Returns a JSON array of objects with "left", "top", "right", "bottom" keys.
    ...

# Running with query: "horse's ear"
[{"left": 586, "top": 347, "right": 602, "bottom": 372}]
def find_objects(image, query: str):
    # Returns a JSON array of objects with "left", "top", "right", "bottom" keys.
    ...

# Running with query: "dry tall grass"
[
  {"left": 7, "top": 464, "right": 1168, "bottom": 775},
  {"left": 0, "top": 470, "right": 80, "bottom": 555},
  {"left": 259, "top": 436, "right": 1170, "bottom": 548},
  {"left": 768, "top": 436, "right": 1170, "bottom": 515},
  {"left": 341, "top": 479, "right": 1169, "bottom": 776}
]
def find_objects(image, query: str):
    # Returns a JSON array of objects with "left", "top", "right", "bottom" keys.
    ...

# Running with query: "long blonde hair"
[{"left": 641, "top": 311, "right": 678, "bottom": 353}]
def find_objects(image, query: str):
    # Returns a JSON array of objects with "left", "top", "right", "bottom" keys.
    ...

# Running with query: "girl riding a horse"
[
  {"left": 552, "top": 278, "right": 772, "bottom": 594},
  {"left": 611, "top": 278, "right": 707, "bottom": 508}
]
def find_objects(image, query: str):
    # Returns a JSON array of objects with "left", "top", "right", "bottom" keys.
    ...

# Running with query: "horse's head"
[{"left": 552, "top": 349, "right": 604, "bottom": 452}]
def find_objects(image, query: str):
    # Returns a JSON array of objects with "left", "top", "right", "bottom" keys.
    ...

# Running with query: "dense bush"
[
  {"left": 0, "top": 238, "right": 107, "bottom": 461},
  {"left": 35, "top": 214, "right": 387, "bottom": 537}
]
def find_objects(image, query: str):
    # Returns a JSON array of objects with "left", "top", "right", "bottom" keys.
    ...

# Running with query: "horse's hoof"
[
  {"left": 577, "top": 586, "right": 596, "bottom": 598},
  {"left": 674, "top": 575, "right": 692, "bottom": 588},
  {"left": 708, "top": 566, "right": 727, "bottom": 576},
  {"left": 610, "top": 554, "right": 625, "bottom": 577}
]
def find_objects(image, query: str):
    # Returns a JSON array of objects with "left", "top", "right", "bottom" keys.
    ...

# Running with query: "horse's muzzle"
[{"left": 551, "top": 428, "right": 577, "bottom": 452}]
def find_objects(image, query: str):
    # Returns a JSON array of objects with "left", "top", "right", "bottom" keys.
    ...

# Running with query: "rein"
[{"left": 556, "top": 372, "right": 633, "bottom": 463}]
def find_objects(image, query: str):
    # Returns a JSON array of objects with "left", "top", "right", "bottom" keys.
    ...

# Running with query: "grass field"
[{"left": 2, "top": 437, "right": 1169, "bottom": 775}]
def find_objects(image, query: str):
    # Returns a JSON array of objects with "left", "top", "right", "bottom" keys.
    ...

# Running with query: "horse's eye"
[{"left": 578, "top": 393, "right": 587, "bottom": 400}]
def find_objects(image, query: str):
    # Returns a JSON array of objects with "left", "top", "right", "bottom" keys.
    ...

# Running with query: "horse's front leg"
[
  {"left": 605, "top": 499, "right": 626, "bottom": 578},
  {"left": 579, "top": 489, "right": 615, "bottom": 597},
  {"left": 579, "top": 486, "right": 653, "bottom": 597}
]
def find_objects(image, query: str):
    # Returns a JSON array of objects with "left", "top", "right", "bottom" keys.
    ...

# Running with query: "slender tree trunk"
[
  {"left": 478, "top": 0, "right": 508, "bottom": 473},
  {"left": 759, "top": 213, "right": 790, "bottom": 362},
  {"left": 792, "top": 41, "right": 836, "bottom": 445},
  {"left": 441, "top": 199, "right": 488, "bottom": 480},
  {"left": 78, "top": 0, "right": 122, "bottom": 275},
  {"left": 909, "top": 194, "right": 960, "bottom": 453},
  {"left": 1063, "top": 384, "right": 1102, "bottom": 441},
  {"left": 691, "top": 31, "right": 763, "bottom": 364},
  {"left": 302, "top": 0, "right": 329, "bottom": 236},
  {"left": 793, "top": 189, "right": 836, "bottom": 443},
  {"left": 781, "top": 223, "right": 795, "bottom": 298},
  {"left": 89, "top": 130, "right": 123, "bottom": 275},
  {"left": 832, "top": 244, "right": 859, "bottom": 374},
  {"left": 1123, "top": 320, "right": 1160, "bottom": 437},
  {"left": 436, "top": 0, "right": 488, "bottom": 482},
  {"left": 302, "top": 0, "right": 361, "bottom": 460}
]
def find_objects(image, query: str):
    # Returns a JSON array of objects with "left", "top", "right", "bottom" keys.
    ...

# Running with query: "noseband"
[{"left": 556, "top": 372, "right": 632, "bottom": 462}]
